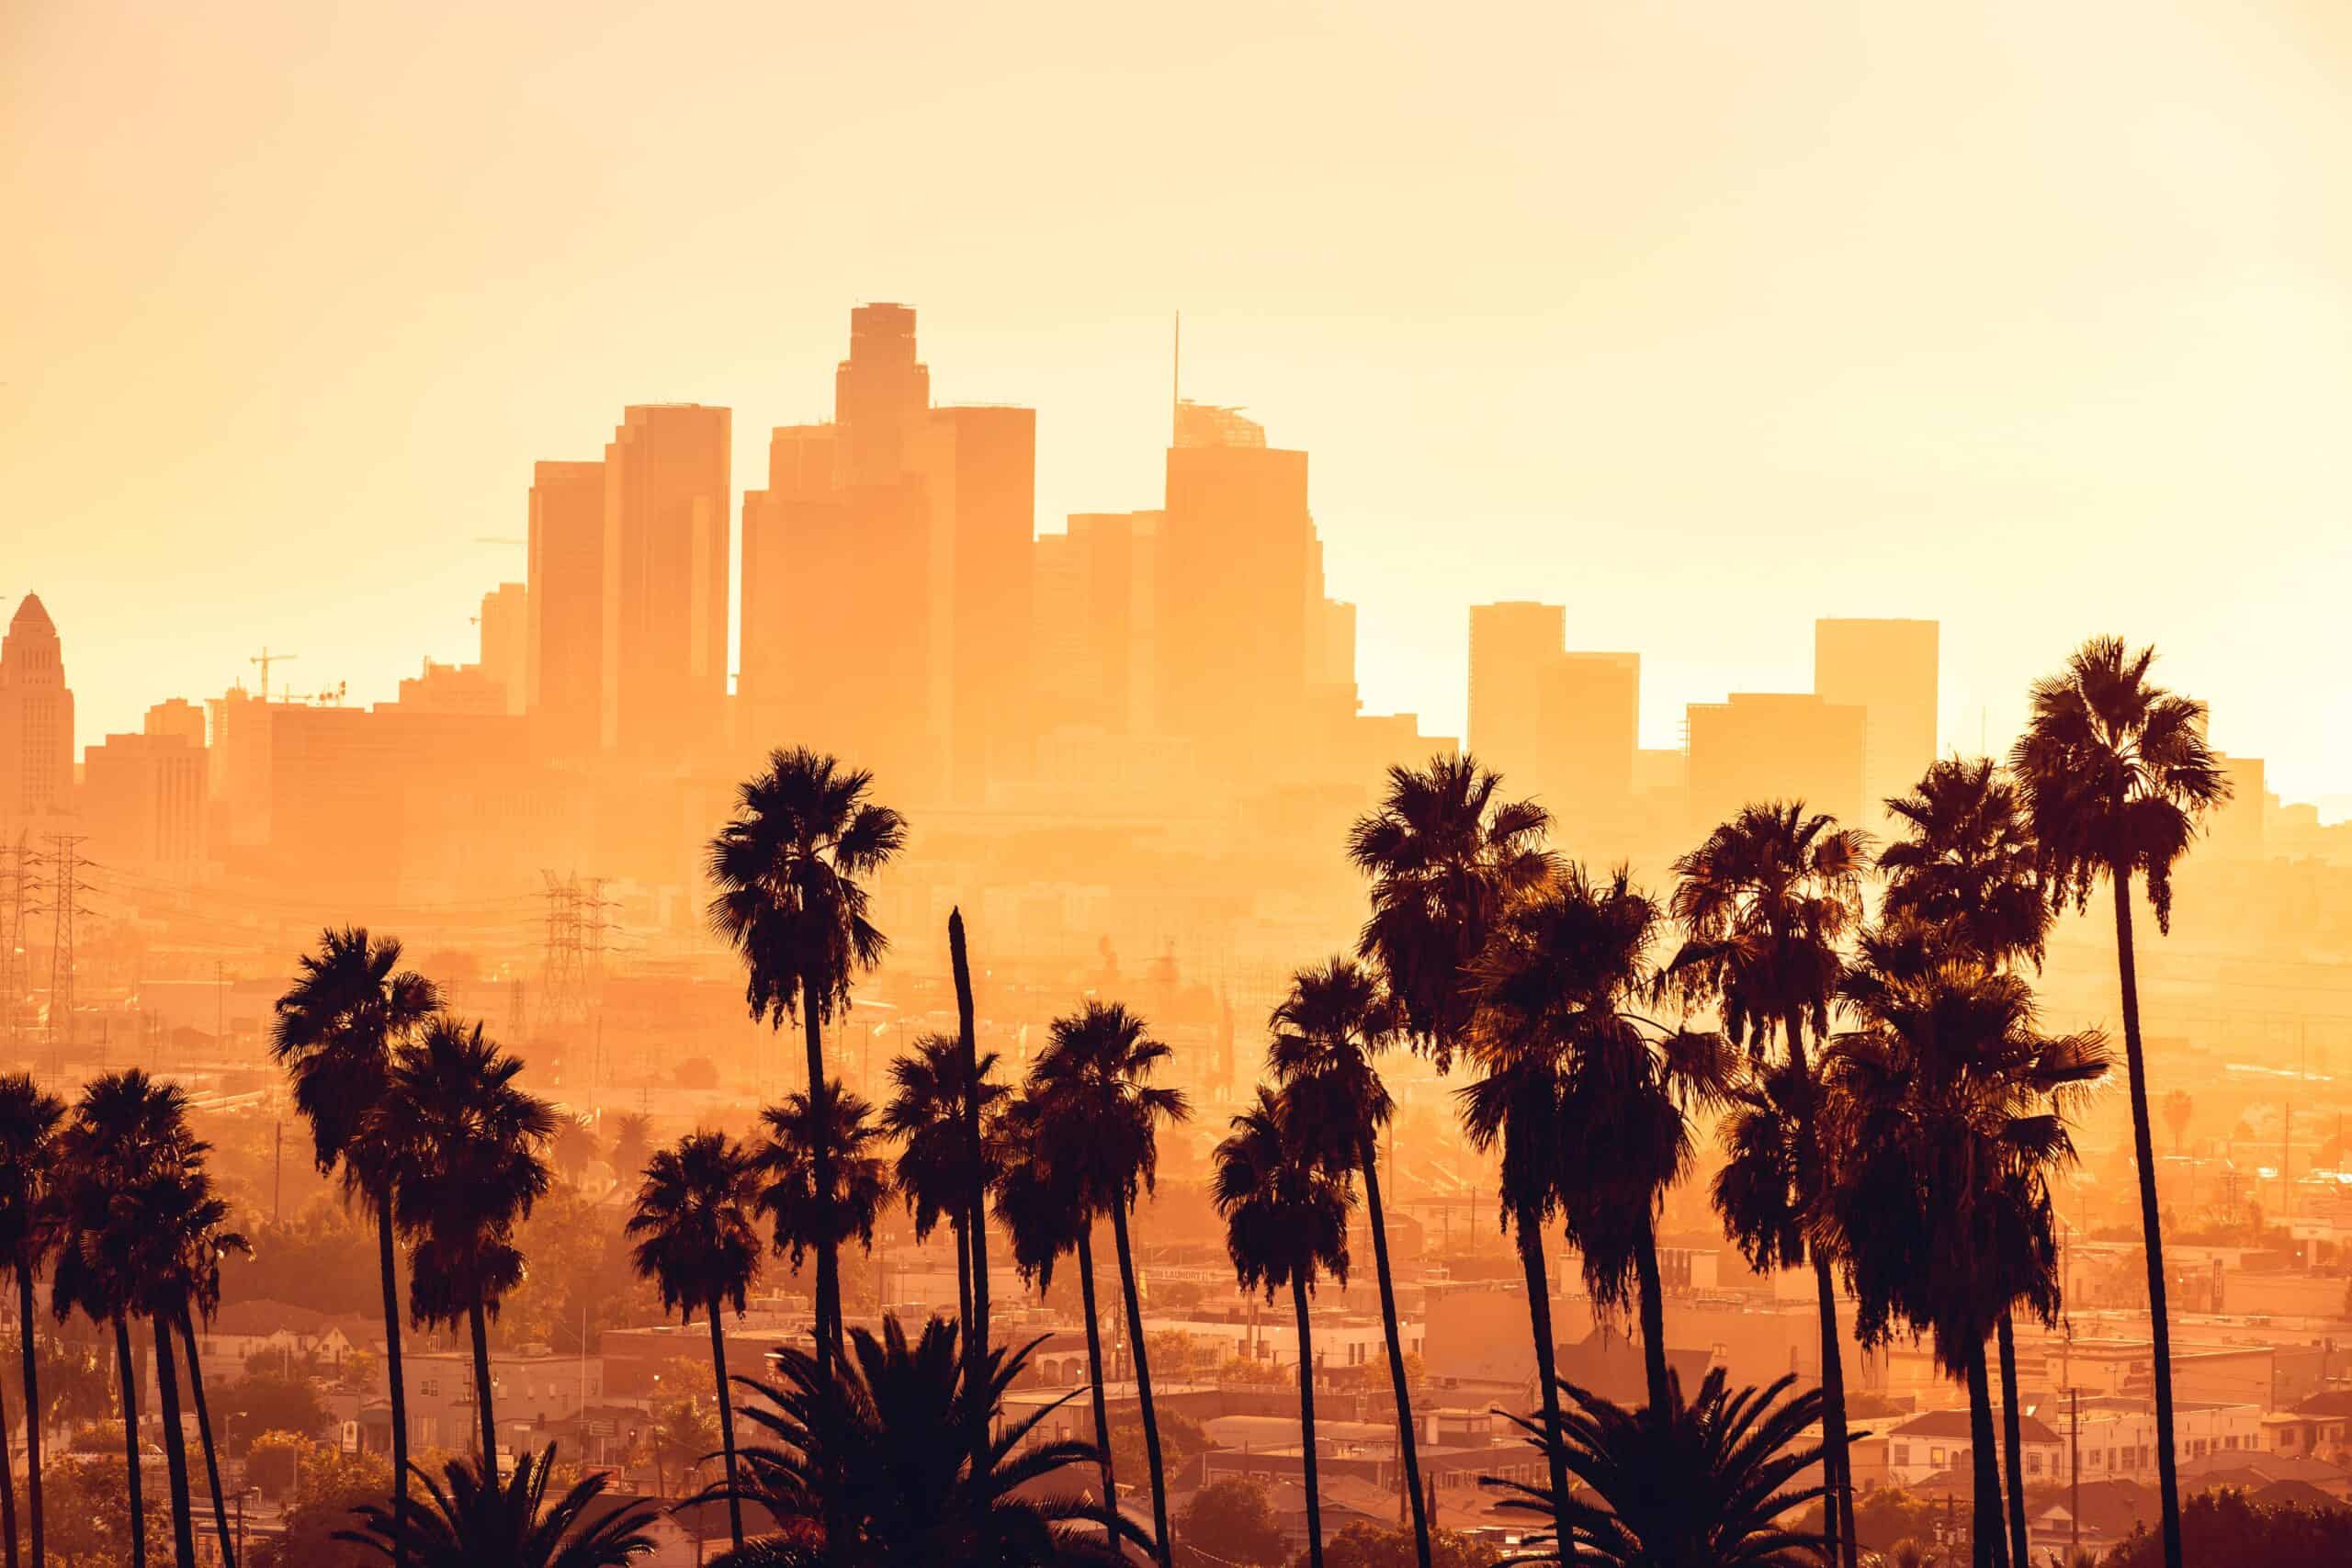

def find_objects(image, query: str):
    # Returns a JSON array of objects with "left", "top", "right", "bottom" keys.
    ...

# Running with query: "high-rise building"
[
  {"left": 1685, "top": 692, "right": 1869, "bottom": 832},
  {"left": 478, "top": 582, "right": 528, "bottom": 716},
  {"left": 82, "top": 731, "right": 206, "bottom": 868},
  {"left": 836, "top": 303, "right": 930, "bottom": 487},
  {"left": 143, "top": 698, "right": 208, "bottom": 749},
  {"left": 2211, "top": 754, "right": 2267, "bottom": 862},
  {"left": 526, "top": 459, "right": 605, "bottom": 758},
  {"left": 1036, "top": 511, "right": 1162, "bottom": 738},
  {"left": 917, "top": 405, "right": 1037, "bottom": 801},
  {"left": 1544, "top": 651, "right": 1640, "bottom": 833},
  {"left": 600, "top": 405, "right": 731, "bottom": 759},
  {"left": 1814, "top": 618, "right": 1939, "bottom": 826},
  {"left": 1467, "top": 602, "right": 1565, "bottom": 793},
  {"left": 0, "top": 594, "right": 74, "bottom": 825}
]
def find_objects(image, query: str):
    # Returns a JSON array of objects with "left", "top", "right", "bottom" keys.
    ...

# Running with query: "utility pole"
[
  {"left": 273, "top": 1120, "right": 283, "bottom": 1223},
  {"left": 2069, "top": 1386, "right": 2081, "bottom": 1562}
]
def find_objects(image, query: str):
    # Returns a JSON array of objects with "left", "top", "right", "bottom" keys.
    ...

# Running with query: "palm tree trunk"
[
  {"left": 948, "top": 908, "right": 990, "bottom": 1484},
  {"left": 953, "top": 1215, "right": 973, "bottom": 1358},
  {"left": 375, "top": 1186, "right": 409, "bottom": 1568},
  {"left": 1634, "top": 1210, "right": 1671, "bottom": 1413},
  {"left": 17, "top": 1269, "right": 43, "bottom": 1568},
  {"left": 468, "top": 1300, "right": 497, "bottom": 1483},
  {"left": 112, "top": 1314, "right": 147, "bottom": 1568},
  {"left": 1076, "top": 1224, "right": 1119, "bottom": 1551},
  {"left": 1997, "top": 1310, "right": 2030, "bottom": 1567},
  {"left": 1291, "top": 1269, "right": 1325, "bottom": 1568},
  {"left": 1358, "top": 1137, "right": 1430, "bottom": 1568},
  {"left": 2112, "top": 874, "right": 2182, "bottom": 1568},
  {"left": 1107, "top": 1199, "right": 1171, "bottom": 1568},
  {"left": 1515, "top": 1210, "right": 1574, "bottom": 1562},
  {"left": 0, "top": 1327, "right": 18, "bottom": 1568},
  {"left": 150, "top": 1316, "right": 197, "bottom": 1568},
  {"left": 801, "top": 982, "right": 838, "bottom": 1387},
  {"left": 1811, "top": 1249, "right": 1857, "bottom": 1568},
  {"left": 707, "top": 1295, "right": 743, "bottom": 1549},
  {"left": 1966, "top": 1338, "right": 2009, "bottom": 1568},
  {"left": 175, "top": 1314, "right": 235, "bottom": 1568}
]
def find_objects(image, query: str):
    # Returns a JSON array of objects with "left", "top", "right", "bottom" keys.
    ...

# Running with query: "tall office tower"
[
  {"left": 1036, "top": 511, "right": 1162, "bottom": 736},
  {"left": 0, "top": 594, "right": 74, "bottom": 825},
  {"left": 917, "top": 405, "right": 1037, "bottom": 802},
  {"left": 143, "top": 697, "right": 209, "bottom": 748},
  {"left": 1544, "top": 651, "right": 1640, "bottom": 835},
  {"left": 477, "top": 582, "right": 528, "bottom": 715},
  {"left": 1156, "top": 405, "right": 1320, "bottom": 768},
  {"left": 1814, "top": 618, "right": 1939, "bottom": 826},
  {"left": 82, "top": 731, "right": 207, "bottom": 868},
  {"left": 1312, "top": 598, "right": 1358, "bottom": 705},
  {"left": 1467, "top": 602, "right": 1566, "bottom": 795},
  {"left": 836, "top": 302, "right": 931, "bottom": 487},
  {"left": 2211, "top": 754, "right": 2267, "bottom": 862},
  {"left": 205, "top": 684, "right": 276, "bottom": 847},
  {"left": 526, "top": 459, "right": 606, "bottom": 758},
  {"left": 740, "top": 423, "right": 846, "bottom": 752},
  {"left": 1685, "top": 692, "right": 1868, "bottom": 834},
  {"left": 601, "top": 404, "right": 731, "bottom": 760}
]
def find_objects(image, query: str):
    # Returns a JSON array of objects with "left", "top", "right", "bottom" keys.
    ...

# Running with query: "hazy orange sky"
[{"left": 7, "top": 1, "right": 2349, "bottom": 807}]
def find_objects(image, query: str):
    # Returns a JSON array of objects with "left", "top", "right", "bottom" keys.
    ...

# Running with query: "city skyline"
[{"left": 9, "top": 2, "right": 2352, "bottom": 805}]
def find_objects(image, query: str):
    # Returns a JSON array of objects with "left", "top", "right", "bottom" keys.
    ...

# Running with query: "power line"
[
  {"left": 43, "top": 832, "right": 95, "bottom": 1078},
  {"left": 0, "top": 833, "right": 44, "bottom": 1054}
]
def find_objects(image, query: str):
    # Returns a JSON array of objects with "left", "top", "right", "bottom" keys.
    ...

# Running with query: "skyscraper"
[
  {"left": 1685, "top": 692, "right": 1868, "bottom": 832},
  {"left": 600, "top": 404, "right": 731, "bottom": 760},
  {"left": 1544, "top": 650, "right": 1640, "bottom": 830},
  {"left": 478, "top": 581, "right": 528, "bottom": 716},
  {"left": 1467, "top": 601, "right": 1566, "bottom": 794},
  {"left": 526, "top": 459, "right": 605, "bottom": 758},
  {"left": 917, "top": 404, "right": 1037, "bottom": 801},
  {"left": 1814, "top": 617, "right": 1939, "bottom": 826},
  {"left": 0, "top": 594, "right": 74, "bottom": 825},
  {"left": 82, "top": 731, "right": 206, "bottom": 868},
  {"left": 740, "top": 423, "right": 849, "bottom": 755},
  {"left": 835, "top": 302, "right": 930, "bottom": 487},
  {"left": 1035, "top": 511, "right": 1162, "bottom": 737}
]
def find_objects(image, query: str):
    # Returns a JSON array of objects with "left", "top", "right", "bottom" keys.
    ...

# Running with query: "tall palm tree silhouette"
[
  {"left": 1213, "top": 1088, "right": 1351, "bottom": 1568},
  {"left": 1879, "top": 757, "right": 2058, "bottom": 1566},
  {"left": 994, "top": 1089, "right": 1121, "bottom": 1550},
  {"left": 707, "top": 747, "right": 906, "bottom": 1383},
  {"left": 384, "top": 1018, "right": 557, "bottom": 1481},
  {"left": 270, "top": 925, "right": 441, "bottom": 1553},
  {"left": 628, "top": 1130, "right": 764, "bottom": 1548},
  {"left": 752, "top": 1084, "right": 890, "bottom": 1347},
  {"left": 1347, "top": 753, "right": 1554, "bottom": 1069},
  {"left": 1029, "top": 1001, "right": 1189, "bottom": 1568},
  {"left": 1472, "top": 866, "right": 1737, "bottom": 1412},
  {"left": 167, "top": 1176, "right": 248, "bottom": 1568},
  {"left": 1266, "top": 956, "right": 1431, "bottom": 1568},
  {"left": 1667, "top": 801, "right": 1869, "bottom": 1568},
  {"left": 882, "top": 1032, "right": 1005, "bottom": 1352},
  {"left": 2010, "top": 637, "right": 2226, "bottom": 1568},
  {"left": 0, "top": 1073, "right": 64, "bottom": 1568},
  {"left": 52, "top": 1070, "right": 201, "bottom": 1568},
  {"left": 1825, "top": 924, "right": 2108, "bottom": 1568},
  {"left": 125, "top": 1155, "right": 248, "bottom": 1568}
]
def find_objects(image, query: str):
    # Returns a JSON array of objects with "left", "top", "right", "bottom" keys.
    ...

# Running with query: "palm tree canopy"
[
  {"left": 881, "top": 1033, "right": 1009, "bottom": 1244},
  {"left": 121, "top": 1158, "right": 247, "bottom": 1325},
  {"left": 753, "top": 1083, "right": 891, "bottom": 1268},
  {"left": 1347, "top": 751, "right": 1555, "bottom": 1067},
  {"left": 1665, "top": 801, "right": 1870, "bottom": 1053},
  {"left": 384, "top": 1017, "right": 558, "bottom": 1330},
  {"left": 2009, "top": 636, "right": 2230, "bottom": 932},
  {"left": 608, "top": 1112, "right": 656, "bottom": 1182},
  {"left": 1711, "top": 1058, "right": 1817, "bottom": 1278},
  {"left": 51, "top": 1069, "right": 201, "bottom": 1325},
  {"left": 1212, "top": 1088, "right": 1351, "bottom": 1302},
  {"left": 1266, "top": 956, "right": 1399, "bottom": 1172},
  {"left": 1026, "top": 1001, "right": 1190, "bottom": 1217},
  {"left": 339, "top": 1444, "right": 660, "bottom": 1567},
  {"left": 711, "top": 1314, "right": 1144, "bottom": 1567},
  {"left": 628, "top": 1130, "right": 764, "bottom": 1322},
  {"left": 1879, "top": 757, "right": 2052, "bottom": 968},
  {"left": 1488, "top": 1368, "right": 1831, "bottom": 1568},
  {"left": 0, "top": 1072, "right": 67, "bottom": 1281},
  {"left": 270, "top": 925, "right": 442, "bottom": 1185},
  {"left": 706, "top": 747, "right": 908, "bottom": 1030},
  {"left": 990, "top": 1093, "right": 1086, "bottom": 1292}
]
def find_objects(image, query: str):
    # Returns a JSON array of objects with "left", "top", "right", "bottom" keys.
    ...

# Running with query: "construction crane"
[{"left": 250, "top": 648, "right": 299, "bottom": 702}]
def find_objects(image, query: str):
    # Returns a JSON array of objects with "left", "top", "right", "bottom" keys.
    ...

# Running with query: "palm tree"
[
  {"left": 1487, "top": 1368, "right": 1830, "bottom": 1568},
  {"left": 627, "top": 1131, "right": 763, "bottom": 1548},
  {"left": 338, "top": 1445, "right": 660, "bottom": 1567},
  {"left": 2009, "top": 637, "right": 2228, "bottom": 1568},
  {"left": 993, "top": 1091, "right": 1120, "bottom": 1550},
  {"left": 1824, "top": 924, "right": 2109, "bottom": 1568},
  {"left": 945, "top": 908, "right": 993, "bottom": 1483},
  {"left": 1470, "top": 867, "right": 1738, "bottom": 1413},
  {"left": 706, "top": 747, "right": 907, "bottom": 1382},
  {"left": 608, "top": 1113, "right": 656, "bottom": 1187},
  {"left": 1266, "top": 956, "right": 1432, "bottom": 1568},
  {"left": 708, "top": 1314, "right": 1141, "bottom": 1567},
  {"left": 880, "top": 1033, "right": 1006, "bottom": 1353},
  {"left": 270, "top": 925, "right": 441, "bottom": 1551},
  {"left": 51, "top": 1070, "right": 202, "bottom": 1568},
  {"left": 1213, "top": 1089, "right": 1351, "bottom": 1568},
  {"left": 752, "top": 1084, "right": 890, "bottom": 1348},
  {"left": 1667, "top": 800, "right": 1869, "bottom": 1568},
  {"left": 1027, "top": 1002, "right": 1190, "bottom": 1568},
  {"left": 0, "top": 1074, "right": 64, "bottom": 1568},
  {"left": 383, "top": 1017, "right": 558, "bottom": 1482},
  {"left": 164, "top": 1180, "right": 249, "bottom": 1568},
  {"left": 1347, "top": 753, "right": 1555, "bottom": 1068}
]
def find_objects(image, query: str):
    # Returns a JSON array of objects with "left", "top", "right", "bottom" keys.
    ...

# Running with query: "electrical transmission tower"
[
  {"left": 539, "top": 871, "right": 588, "bottom": 1028},
  {"left": 0, "top": 834, "right": 44, "bottom": 1055},
  {"left": 43, "top": 833, "right": 95, "bottom": 1078}
]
